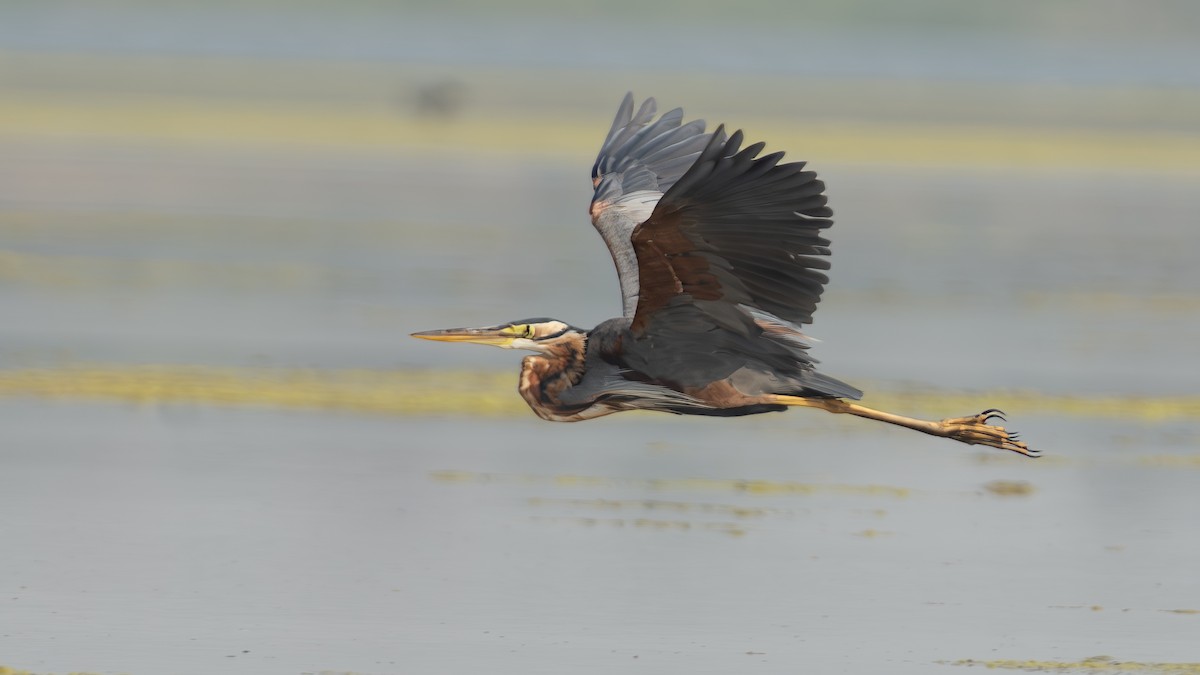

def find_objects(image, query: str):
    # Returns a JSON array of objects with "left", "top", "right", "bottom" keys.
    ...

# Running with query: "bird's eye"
[{"left": 524, "top": 326, "right": 536, "bottom": 338}]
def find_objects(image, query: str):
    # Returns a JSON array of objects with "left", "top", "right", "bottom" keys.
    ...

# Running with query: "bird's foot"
[{"left": 939, "top": 409, "right": 1038, "bottom": 458}]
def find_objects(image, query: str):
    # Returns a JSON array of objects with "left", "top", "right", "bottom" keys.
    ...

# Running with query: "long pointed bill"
[{"left": 410, "top": 326, "right": 518, "bottom": 347}]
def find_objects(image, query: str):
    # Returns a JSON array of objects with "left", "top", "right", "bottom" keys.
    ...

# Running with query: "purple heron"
[{"left": 414, "top": 94, "right": 1036, "bottom": 457}]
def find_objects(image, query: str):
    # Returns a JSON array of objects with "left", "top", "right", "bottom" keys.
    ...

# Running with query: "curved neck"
[{"left": 518, "top": 334, "right": 588, "bottom": 421}]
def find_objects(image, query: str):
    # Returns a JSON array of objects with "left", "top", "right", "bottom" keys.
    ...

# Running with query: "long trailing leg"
[{"left": 768, "top": 395, "right": 1038, "bottom": 458}]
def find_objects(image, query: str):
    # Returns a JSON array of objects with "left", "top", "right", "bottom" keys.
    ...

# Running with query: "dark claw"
[{"left": 982, "top": 410, "right": 1006, "bottom": 424}]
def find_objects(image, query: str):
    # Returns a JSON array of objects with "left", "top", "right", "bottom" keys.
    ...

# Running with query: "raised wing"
[
  {"left": 590, "top": 93, "right": 724, "bottom": 317},
  {"left": 629, "top": 126, "right": 834, "bottom": 337}
]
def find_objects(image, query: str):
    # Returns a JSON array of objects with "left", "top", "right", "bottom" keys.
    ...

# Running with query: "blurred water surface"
[{"left": 2, "top": 2, "right": 1200, "bottom": 674}]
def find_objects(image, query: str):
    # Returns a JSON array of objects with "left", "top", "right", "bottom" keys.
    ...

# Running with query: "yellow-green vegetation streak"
[
  {"left": 0, "top": 362, "right": 1195, "bottom": 420},
  {"left": 1, "top": 365, "right": 1198, "bottom": 422},
  {"left": 0, "top": 366, "right": 520, "bottom": 417},
  {"left": 950, "top": 657, "right": 1200, "bottom": 673},
  {"left": 4, "top": 93, "right": 1200, "bottom": 172},
  {"left": 0, "top": 666, "right": 113, "bottom": 675}
]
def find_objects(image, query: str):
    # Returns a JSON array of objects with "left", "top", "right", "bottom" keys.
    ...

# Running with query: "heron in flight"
[{"left": 414, "top": 94, "right": 1036, "bottom": 457}]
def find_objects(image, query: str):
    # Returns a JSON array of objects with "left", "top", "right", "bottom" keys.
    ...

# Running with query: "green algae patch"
[
  {"left": 0, "top": 666, "right": 119, "bottom": 675},
  {"left": 2, "top": 365, "right": 1197, "bottom": 423},
  {"left": 0, "top": 366, "right": 524, "bottom": 418},
  {"left": 983, "top": 480, "right": 1036, "bottom": 496},
  {"left": 948, "top": 656, "right": 1200, "bottom": 672},
  {"left": 7, "top": 92, "right": 1200, "bottom": 173}
]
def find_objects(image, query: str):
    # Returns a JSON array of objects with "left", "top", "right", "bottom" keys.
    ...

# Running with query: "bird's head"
[{"left": 411, "top": 318, "right": 583, "bottom": 354}]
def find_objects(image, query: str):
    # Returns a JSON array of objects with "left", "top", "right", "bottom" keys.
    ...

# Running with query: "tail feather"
[{"left": 799, "top": 371, "right": 863, "bottom": 400}]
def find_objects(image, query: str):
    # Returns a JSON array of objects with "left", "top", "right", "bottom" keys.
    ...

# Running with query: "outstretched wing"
[
  {"left": 590, "top": 93, "right": 724, "bottom": 317},
  {"left": 630, "top": 126, "right": 834, "bottom": 336}
]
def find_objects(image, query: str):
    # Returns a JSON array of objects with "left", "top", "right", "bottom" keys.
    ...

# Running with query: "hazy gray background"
[{"left": 2, "top": 1, "right": 1199, "bottom": 673}]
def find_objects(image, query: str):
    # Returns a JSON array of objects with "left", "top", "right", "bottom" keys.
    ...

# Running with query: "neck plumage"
[{"left": 517, "top": 333, "right": 590, "bottom": 421}]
